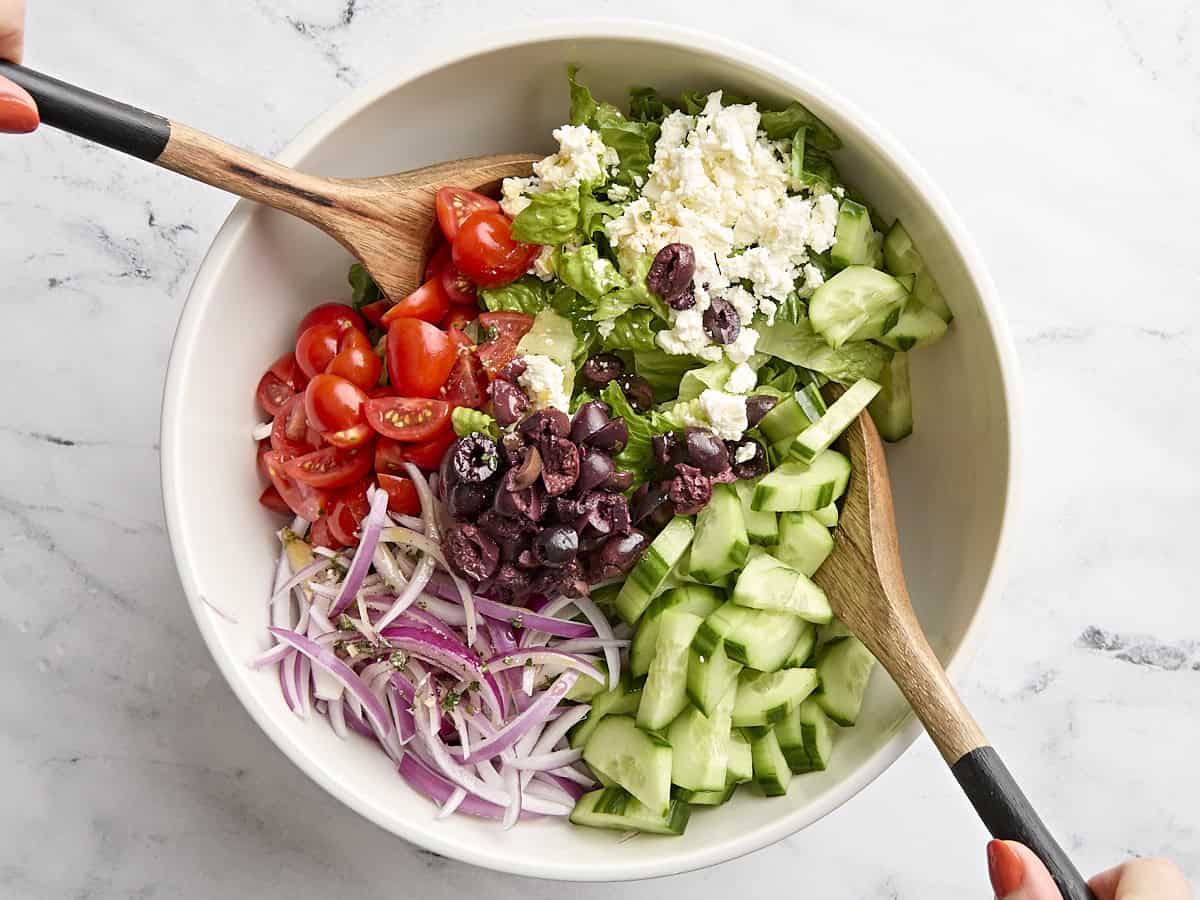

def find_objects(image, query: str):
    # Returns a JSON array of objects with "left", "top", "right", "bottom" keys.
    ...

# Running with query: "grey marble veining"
[{"left": 1, "top": 1, "right": 1198, "bottom": 897}]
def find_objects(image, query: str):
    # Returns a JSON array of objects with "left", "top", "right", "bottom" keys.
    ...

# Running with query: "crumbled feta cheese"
[
  {"left": 607, "top": 184, "right": 631, "bottom": 201},
  {"left": 724, "top": 326, "right": 760, "bottom": 365},
  {"left": 734, "top": 442, "right": 758, "bottom": 464},
  {"left": 808, "top": 193, "right": 840, "bottom": 254},
  {"left": 518, "top": 355, "right": 570, "bottom": 412},
  {"left": 533, "top": 124, "right": 609, "bottom": 191},
  {"left": 796, "top": 262, "right": 825, "bottom": 299},
  {"left": 500, "top": 176, "right": 535, "bottom": 218},
  {"left": 726, "top": 362, "right": 757, "bottom": 394},
  {"left": 699, "top": 389, "right": 748, "bottom": 441},
  {"left": 529, "top": 245, "right": 556, "bottom": 281},
  {"left": 657, "top": 308, "right": 721, "bottom": 361},
  {"left": 758, "top": 298, "right": 778, "bottom": 326},
  {"left": 725, "top": 285, "right": 759, "bottom": 325}
]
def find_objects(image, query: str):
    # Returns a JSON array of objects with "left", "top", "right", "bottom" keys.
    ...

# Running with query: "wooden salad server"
[
  {"left": 814, "top": 404, "right": 1095, "bottom": 900},
  {"left": 0, "top": 62, "right": 538, "bottom": 299}
]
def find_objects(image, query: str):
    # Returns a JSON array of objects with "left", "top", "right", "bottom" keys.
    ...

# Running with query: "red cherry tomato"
[
  {"left": 257, "top": 439, "right": 274, "bottom": 480},
  {"left": 322, "top": 423, "right": 374, "bottom": 449},
  {"left": 304, "top": 373, "right": 368, "bottom": 434},
  {"left": 377, "top": 474, "right": 422, "bottom": 515},
  {"left": 375, "top": 429, "right": 456, "bottom": 474},
  {"left": 448, "top": 325, "right": 474, "bottom": 353},
  {"left": 271, "top": 395, "right": 323, "bottom": 456},
  {"left": 258, "top": 484, "right": 293, "bottom": 516},
  {"left": 255, "top": 352, "right": 308, "bottom": 417},
  {"left": 283, "top": 445, "right": 374, "bottom": 489},
  {"left": 386, "top": 319, "right": 457, "bottom": 397},
  {"left": 425, "top": 242, "right": 452, "bottom": 282},
  {"left": 440, "top": 262, "right": 478, "bottom": 305},
  {"left": 380, "top": 277, "right": 451, "bottom": 326},
  {"left": 359, "top": 298, "right": 392, "bottom": 328},
  {"left": 451, "top": 210, "right": 539, "bottom": 288},
  {"left": 308, "top": 515, "right": 342, "bottom": 550},
  {"left": 364, "top": 397, "right": 452, "bottom": 442},
  {"left": 295, "top": 323, "right": 342, "bottom": 379},
  {"left": 475, "top": 311, "right": 535, "bottom": 377},
  {"left": 326, "top": 328, "right": 382, "bottom": 391},
  {"left": 262, "top": 449, "right": 328, "bottom": 520},
  {"left": 369, "top": 385, "right": 398, "bottom": 400},
  {"left": 442, "top": 306, "right": 477, "bottom": 334},
  {"left": 327, "top": 479, "right": 372, "bottom": 545},
  {"left": 435, "top": 187, "right": 501, "bottom": 242},
  {"left": 296, "top": 302, "right": 364, "bottom": 340},
  {"left": 441, "top": 352, "right": 488, "bottom": 409}
]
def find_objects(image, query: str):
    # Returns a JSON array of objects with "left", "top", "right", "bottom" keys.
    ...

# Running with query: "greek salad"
[{"left": 250, "top": 68, "right": 952, "bottom": 835}]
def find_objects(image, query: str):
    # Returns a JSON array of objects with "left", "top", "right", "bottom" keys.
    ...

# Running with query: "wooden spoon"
[
  {"left": 0, "top": 63, "right": 538, "bottom": 299},
  {"left": 814, "top": 403, "right": 1095, "bottom": 900}
]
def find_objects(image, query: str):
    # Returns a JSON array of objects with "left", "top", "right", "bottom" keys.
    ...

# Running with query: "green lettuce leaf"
[
  {"left": 756, "top": 317, "right": 892, "bottom": 384},
  {"left": 478, "top": 275, "right": 553, "bottom": 315},
  {"left": 348, "top": 263, "right": 382, "bottom": 308},
  {"left": 600, "top": 308, "right": 663, "bottom": 351},
  {"left": 567, "top": 64, "right": 598, "bottom": 126},
  {"left": 629, "top": 86, "right": 676, "bottom": 124},
  {"left": 451, "top": 407, "right": 499, "bottom": 439},
  {"left": 633, "top": 349, "right": 701, "bottom": 401},
  {"left": 601, "top": 381, "right": 653, "bottom": 473},
  {"left": 555, "top": 244, "right": 628, "bottom": 302},
  {"left": 593, "top": 253, "right": 669, "bottom": 321},
  {"left": 679, "top": 359, "right": 733, "bottom": 401},
  {"left": 549, "top": 284, "right": 600, "bottom": 364},
  {"left": 580, "top": 191, "right": 622, "bottom": 238},
  {"left": 568, "top": 69, "right": 659, "bottom": 188},
  {"left": 511, "top": 188, "right": 580, "bottom": 244},
  {"left": 678, "top": 90, "right": 752, "bottom": 115},
  {"left": 759, "top": 101, "right": 842, "bottom": 150},
  {"left": 775, "top": 291, "right": 806, "bottom": 325}
]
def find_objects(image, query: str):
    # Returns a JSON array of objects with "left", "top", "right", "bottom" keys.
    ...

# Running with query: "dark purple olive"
[
  {"left": 667, "top": 282, "right": 696, "bottom": 311},
  {"left": 444, "top": 525, "right": 499, "bottom": 581},
  {"left": 652, "top": 431, "right": 683, "bottom": 470},
  {"left": 507, "top": 445, "right": 543, "bottom": 490},
  {"left": 669, "top": 463, "right": 712, "bottom": 515},
  {"left": 631, "top": 482, "right": 673, "bottom": 527},
  {"left": 582, "top": 492, "right": 631, "bottom": 536},
  {"left": 500, "top": 431, "right": 526, "bottom": 467},
  {"left": 487, "top": 563, "right": 526, "bottom": 596},
  {"left": 518, "top": 408, "right": 570, "bottom": 443},
  {"left": 517, "top": 548, "right": 540, "bottom": 569},
  {"left": 586, "top": 419, "right": 628, "bottom": 452},
  {"left": 551, "top": 496, "right": 587, "bottom": 525},
  {"left": 745, "top": 394, "right": 779, "bottom": 428},
  {"left": 602, "top": 469, "right": 635, "bottom": 492},
  {"left": 438, "top": 442, "right": 460, "bottom": 494},
  {"left": 727, "top": 439, "right": 768, "bottom": 479},
  {"left": 594, "top": 529, "right": 650, "bottom": 578},
  {"left": 534, "top": 525, "right": 579, "bottom": 567},
  {"left": 580, "top": 354, "right": 624, "bottom": 391},
  {"left": 447, "top": 481, "right": 493, "bottom": 519},
  {"left": 646, "top": 243, "right": 696, "bottom": 302},
  {"left": 702, "top": 297, "right": 741, "bottom": 345},
  {"left": 616, "top": 373, "right": 654, "bottom": 413},
  {"left": 540, "top": 437, "right": 580, "bottom": 496},
  {"left": 570, "top": 400, "right": 610, "bottom": 445},
  {"left": 497, "top": 357, "right": 528, "bottom": 383},
  {"left": 491, "top": 379, "right": 530, "bottom": 427},
  {"left": 452, "top": 434, "right": 500, "bottom": 484},
  {"left": 684, "top": 426, "right": 729, "bottom": 475},
  {"left": 576, "top": 449, "right": 616, "bottom": 495}
]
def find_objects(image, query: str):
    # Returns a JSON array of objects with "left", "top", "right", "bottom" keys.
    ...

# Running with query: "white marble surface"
[{"left": 1, "top": 1, "right": 1198, "bottom": 897}]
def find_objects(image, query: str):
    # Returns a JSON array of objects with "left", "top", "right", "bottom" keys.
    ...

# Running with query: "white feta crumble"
[
  {"left": 657, "top": 308, "right": 721, "bottom": 361},
  {"left": 529, "top": 244, "right": 556, "bottom": 281},
  {"left": 597, "top": 320, "right": 615, "bottom": 338},
  {"left": 724, "top": 326, "right": 760, "bottom": 365},
  {"left": 725, "top": 285, "right": 759, "bottom": 325},
  {"left": 807, "top": 193, "right": 840, "bottom": 254},
  {"left": 607, "top": 183, "right": 631, "bottom": 201},
  {"left": 726, "top": 362, "right": 757, "bottom": 394},
  {"left": 500, "top": 176, "right": 535, "bottom": 218},
  {"left": 698, "top": 389, "right": 748, "bottom": 441},
  {"left": 517, "top": 355, "right": 570, "bottom": 412},
  {"left": 796, "top": 262, "right": 826, "bottom": 299},
  {"left": 533, "top": 124, "right": 609, "bottom": 191},
  {"left": 734, "top": 442, "right": 758, "bottom": 465}
]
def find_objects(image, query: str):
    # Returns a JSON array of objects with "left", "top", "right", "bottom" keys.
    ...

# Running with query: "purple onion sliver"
[
  {"left": 507, "top": 747, "right": 584, "bottom": 771},
  {"left": 378, "top": 626, "right": 503, "bottom": 721},
  {"left": 460, "top": 671, "right": 578, "bottom": 765},
  {"left": 485, "top": 650, "right": 606, "bottom": 686},
  {"left": 329, "top": 489, "right": 390, "bottom": 616},
  {"left": 570, "top": 593, "right": 621, "bottom": 690}
]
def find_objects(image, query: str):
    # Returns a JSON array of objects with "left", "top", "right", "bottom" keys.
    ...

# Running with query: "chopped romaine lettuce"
[
  {"left": 628, "top": 86, "right": 677, "bottom": 124},
  {"left": 600, "top": 307, "right": 663, "bottom": 351},
  {"left": 479, "top": 276, "right": 553, "bottom": 315},
  {"left": 511, "top": 188, "right": 580, "bottom": 244},
  {"left": 759, "top": 101, "right": 842, "bottom": 150},
  {"left": 601, "top": 381, "right": 654, "bottom": 474},
  {"left": 516, "top": 309, "right": 577, "bottom": 371},
  {"left": 452, "top": 407, "right": 499, "bottom": 439},
  {"left": 679, "top": 359, "right": 733, "bottom": 401},
  {"left": 556, "top": 244, "right": 628, "bottom": 302},
  {"left": 633, "top": 349, "right": 701, "bottom": 401},
  {"left": 348, "top": 263, "right": 382, "bottom": 308}
]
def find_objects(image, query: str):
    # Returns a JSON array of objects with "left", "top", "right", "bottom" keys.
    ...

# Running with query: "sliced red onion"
[
  {"left": 398, "top": 754, "right": 529, "bottom": 822},
  {"left": 471, "top": 594, "right": 593, "bottom": 639},
  {"left": 460, "top": 672, "right": 578, "bottom": 765},
  {"left": 570, "top": 593, "right": 621, "bottom": 689},
  {"left": 548, "top": 764, "right": 596, "bottom": 789},
  {"left": 485, "top": 650, "right": 605, "bottom": 686},
  {"left": 437, "top": 787, "right": 468, "bottom": 820},
  {"left": 378, "top": 626, "right": 503, "bottom": 721},
  {"left": 388, "top": 684, "right": 415, "bottom": 744},
  {"left": 552, "top": 638, "right": 630, "bottom": 654},
  {"left": 532, "top": 704, "right": 590, "bottom": 756},
  {"left": 295, "top": 656, "right": 312, "bottom": 718},
  {"left": 404, "top": 462, "right": 441, "bottom": 540},
  {"left": 279, "top": 652, "right": 300, "bottom": 714},
  {"left": 503, "top": 766, "right": 521, "bottom": 830},
  {"left": 521, "top": 665, "right": 536, "bottom": 697},
  {"left": 445, "top": 567, "right": 479, "bottom": 649},
  {"left": 507, "top": 747, "right": 584, "bottom": 771},
  {"left": 381, "top": 527, "right": 448, "bottom": 565},
  {"left": 375, "top": 554, "right": 435, "bottom": 630},
  {"left": 523, "top": 777, "right": 579, "bottom": 809},
  {"left": 536, "top": 771, "right": 589, "bottom": 801},
  {"left": 413, "top": 592, "right": 468, "bottom": 626},
  {"left": 393, "top": 606, "right": 457, "bottom": 639},
  {"left": 269, "top": 557, "right": 333, "bottom": 607},
  {"left": 328, "top": 696, "right": 349, "bottom": 738},
  {"left": 330, "top": 489, "right": 389, "bottom": 617},
  {"left": 253, "top": 642, "right": 294, "bottom": 669}
]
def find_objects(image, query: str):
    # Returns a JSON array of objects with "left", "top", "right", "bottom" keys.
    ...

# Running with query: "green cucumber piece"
[
  {"left": 812, "top": 502, "right": 839, "bottom": 527},
  {"left": 774, "top": 511, "right": 834, "bottom": 576},
  {"left": 637, "top": 611, "right": 704, "bottom": 731},
  {"left": 565, "top": 660, "right": 608, "bottom": 701},
  {"left": 881, "top": 219, "right": 953, "bottom": 323},
  {"left": 751, "top": 729, "right": 792, "bottom": 796},
  {"left": 878, "top": 299, "right": 948, "bottom": 352},
  {"left": 788, "top": 378, "right": 881, "bottom": 464},
  {"left": 869, "top": 351, "right": 914, "bottom": 442},
  {"left": 630, "top": 585, "right": 723, "bottom": 679},
  {"left": 809, "top": 266, "right": 909, "bottom": 349},
  {"left": 776, "top": 697, "right": 836, "bottom": 773},
  {"left": 814, "top": 637, "right": 876, "bottom": 726},
  {"left": 570, "top": 786, "right": 690, "bottom": 835},
  {"left": 730, "top": 551, "right": 832, "bottom": 624},
  {"left": 818, "top": 619, "right": 855, "bottom": 646},
  {"left": 688, "top": 484, "right": 749, "bottom": 584},
  {"left": 752, "top": 450, "right": 852, "bottom": 513},
  {"left": 782, "top": 622, "right": 818, "bottom": 668},
  {"left": 831, "top": 199, "right": 882, "bottom": 269},
  {"left": 686, "top": 639, "right": 743, "bottom": 717},
  {"left": 756, "top": 395, "right": 814, "bottom": 446},
  {"left": 734, "top": 479, "right": 779, "bottom": 546},
  {"left": 669, "top": 692, "right": 734, "bottom": 791},
  {"left": 582, "top": 715, "right": 673, "bottom": 816},
  {"left": 616, "top": 517, "right": 694, "bottom": 625},
  {"left": 702, "top": 602, "right": 811, "bottom": 672},
  {"left": 676, "top": 780, "right": 738, "bottom": 806},
  {"left": 569, "top": 675, "right": 642, "bottom": 748},
  {"left": 732, "top": 667, "right": 819, "bottom": 728},
  {"left": 727, "top": 728, "right": 753, "bottom": 783}
]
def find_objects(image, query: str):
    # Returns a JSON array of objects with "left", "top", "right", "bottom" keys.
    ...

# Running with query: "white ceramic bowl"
[{"left": 161, "top": 20, "right": 1020, "bottom": 881}]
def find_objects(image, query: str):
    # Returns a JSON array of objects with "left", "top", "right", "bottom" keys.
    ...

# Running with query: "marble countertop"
[{"left": 2, "top": 1, "right": 1197, "bottom": 897}]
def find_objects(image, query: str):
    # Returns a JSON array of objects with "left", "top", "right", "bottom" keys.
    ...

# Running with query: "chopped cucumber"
[
  {"left": 878, "top": 299, "right": 948, "bottom": 352},
  {"left": 676, "top": 780, "right": 738, "bottom": 806},
  {"left": 516, "top": 309, "right": 577, "bottom": 370},
  {"left": 582, "top": 715, "right": 674, "bottom": 816},
  {"left": 752, "top": 450, "right": 852, "bottom": 513},
  {"left": 751, "top": 729, "right": 792, "bottom": 797},
  {"left": 732, "top": 667, "right": 819, "bottom": 728},
  {"left": 571, "top": 786, "right": 691, "bottom": 835},
  {"left": 869, "top": 351, "right": 914, "bottom": 442},
  {"left": 814, "top": 637, "right": 876, "bottom": 726},
  {"left": 731, "top": 551, "right": 832, "bottom": 624},
  {"left": 831, "top": 199, "right": 882, "bottom": 269},
  {"left": 565, "top": 660, "right": 607, "bottom": 701},
  {"left": 775, "top": 697, "right": 836, "bottom": 773},
  {"left": 774, "top": 511, "right": 834, "bottom": 576},
  {"left": 630, "top": 585, "right": 723, "bottom": 679},
  {"left": 818, "top": 619, "right": 855, "bottom": 646},
  {"left": 569, "top": 675, "right": 642, "bottom": 748},
  {"left": 756, "top": 395, "right": 814, "bottom": 445},
  {"left": 680, "top": 359, "right": 734, "bottom": 401},
  {"left": 789, "top": 378, "right": 881, "bottom": 464},
  {"left": 812, "top": 502, "right": 839, "bottom": 527},
  {"left": 688, "top": 484, "right": 749, "bottom": 584},
  {"left": 669, "top": 691, "right": 733, "bottom": 791},
  {"left": 727, "top": 728, "right": 753, "bottom": 783},
  {"left": 809, "top": 266, "right": 909, "bottom": 349},
  {"left": 782, "top": 622, "right": 817, "bottom": 668},
  {"left": 700, "top": 602, "right": 811, "bottom": 672},
  {"left": 881, "top": 219, "right": 953, "bottom": 323},
  {"left": 686, "top": 639, "right": 743, "bottom": 717},
  {"left": 735, "top": 479, "right": 779, "bottom": 546},
  {"left": 638, "top": 611, "right": 704, "bottom": 731},
  {"left": 615, "top": 517, "right": 694, "bottom": 625}
]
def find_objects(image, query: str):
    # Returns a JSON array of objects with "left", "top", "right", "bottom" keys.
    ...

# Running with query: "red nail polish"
[
  {"left": 0, "top": 82, "right": 39, "bottom": 133},
  {"left": 987, "top": 840, "right": 1025, "bottom": 897}
]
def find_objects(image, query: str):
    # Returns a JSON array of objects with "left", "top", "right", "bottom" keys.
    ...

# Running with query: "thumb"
[
  {"left": 988, "top": 840, "right": 1066, "bottom": 900},
  {"left": 0, "top": 74, "right": 38, "bottom": 133}
]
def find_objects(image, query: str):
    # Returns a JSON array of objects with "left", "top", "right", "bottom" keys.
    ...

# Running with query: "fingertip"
[{"left": 0, "top": 76, "right": 38, "bottom": 133}]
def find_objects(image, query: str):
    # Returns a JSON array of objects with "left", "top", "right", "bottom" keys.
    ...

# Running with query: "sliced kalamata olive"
[
  {"left": 497, "top": 357, "right": 528, "bottom": 383},
  {"left": 594, "top": 529, "right": 650, "bottom": 579},
  {"left": 569, "top": 400, "right": 610, "bottom": 445},
  {"left": 728, "top": 439, "right": 768, "bottom": 480},
  {"left": 684, "top": 426, "right": 730, "bottom": 475},
  {"left": 530, "top": 559, "right": 584, "bottom": 598},
  {"left": 551, "top": 496, "right": 587, "bottom": 525},
  {"left": 616, "top": 373, "right": 654, "bottom": 413},
  {"left": 438, "top": 444, "right": 459, "bottom": 495},
  {"left": 631, "top": 482, "right": 673, "bottom": 526},
  {"left": 646, "top": 243, "right": 696, "bottom": 301},
  {"left": 540, "top": 437, "right": 580, "bottom": 496},
  {"left": 582, "top": 492, "right": 631, "bottom": 536},
  {"left": 498, "top": 479, "right": 548, "bottom": 522},
  {"left": 508, "top": 445, "right": 542, "bottom": 490},
  {"left": 586, "top": 419, "right": 628, "bottom": 452},
  {"left": 652, "top": 431, "right": 682, "bottom": 470},
  {"left": 669, "top": 463, "right": 712, "bottom": 515},
  {"left": 576, "top": 448, "right": 616, "bottom": 495},
  {"left": 581, "top": 354, "right": 624, "bottom": 391},
  {"left": 447, "top": 481, "right": 493, "bottom": 518},
  {"left": 602, "top": 469, "right": 635, "bottom": 492},
  {"left": 486, "top": 563, "right": 525, "bottom": 596},
  {"left": 500, "top": 431, "right": 526, "bottom": 467},
  {"left": 517, "top": 548, "right": 540, "bottom": 569},
  {"left": 452, "top": 433, "right": 500, "bottom": 484},
  {"left": 519, "top": 408, "right": 570, "bottom": 444},
  {"left": 534, "top": 525, "right": 579, "bottom": 567},
  {"left": 444, "top": 525, "right": 499, "bottom": 581},
  {"left": 491, "top": 379, "right": 530, "bottom": 427},
  {"left": 667, "top": 282, "right": 696, "bottom": 311},
  {"left": 745, "top": 394, "right": 779, "bottom": 428},
  {"left": 702, "top": 297, "right": 741, "bottom": 345}
]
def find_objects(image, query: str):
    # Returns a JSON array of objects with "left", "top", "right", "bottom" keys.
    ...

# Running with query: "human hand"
[
  {"left": 988, "top": 840, "right": 1192, "bottom": 900},
  {"left": 0, "top": 0, "right": 37, "bottom": 133}
]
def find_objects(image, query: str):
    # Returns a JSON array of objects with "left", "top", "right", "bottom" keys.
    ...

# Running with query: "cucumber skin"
[
  {"left": 615, "top": 517, "right": 694, "bottom": 625},
  {"left": 751, "top": 730, "right": 792, "bottom": 797},
  {"left": 571, "top": 787, "right": 691, "bottom": 835},
  {"left": 689, "top": 484, "right": 749, "bottom": 583}
]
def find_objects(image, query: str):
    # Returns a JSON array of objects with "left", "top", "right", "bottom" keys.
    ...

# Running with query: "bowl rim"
[{"left": 160, "top": 17, "right": 1023, "bottom": 881}]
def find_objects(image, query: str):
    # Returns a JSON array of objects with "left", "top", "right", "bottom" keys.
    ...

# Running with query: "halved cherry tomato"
[
  {"left": 452, "top": 210, "right": 539, "bottom": 288},
  {"left": 380, "top": 276, "right": 451, "bottom": 326},
  {"left": 262, "top": 449, "right": 328, "bottom": 520},
  {"left": 448, "top": 325, "right": 474, "bottom": 353},
  {"left": 326, "top": 328, "right": 382, "bottom": 391},
  {"left": 359, "top": 298, "right": 392, "bottom": 328},
  {"left": 476, "top": 311, "right": 535, "bottom": 376},
  {"left": 436, "top": 187, "right": 501, "bottom": 243},
  {"left": 386, "top": 319, "right": 457, "bottom": 397},
  {"left": 323, "top": 422, "right": 375, "bottom": 449},
  {"left": 441, "top": 351, "right": 488, "bottom": 409},
  {"left": 327, "top": 479, "right": 372, "bottom": 545},
  {"left": 296, "top": 302, "right": 364, "bottom": 340},
  {"left": 257, "top": 439, "right": 274, "bottom": 479},
  {"left": 295, "top": 323, "right": 342, "bottom": 379},
  {"left": 308, "top": 515, "right": 342, "bottom": 550},
  {"left": 369, "top": 385, "right": 398, "bottom": 400},
  {"left": 255, "top": 352, "right": 308, "bottom": 417},
  {"left": 304, "top": 373, "right": 368, "bottom": 434},
  {"left": 271, "top": 395, "right": 323, "bottom": 456},
  {"left": 365, "top": 396, "right": 452, "bottom": 442},
  {"left": 440, "top": 262, "right": 477, "bottom": 305},
  {"left": 442, "top": 306, "right": 477, "bottom": 334},
  {"left": 424, "top": 242, "right": 452, "bottom": 282},
  {"left": 283, "top": 445, "right": 374, "bottom": 489},
  {"left": 375, "top": 428, "right": 456, "bottom": 474},
  {"left": 258, "top": 484, "right": 293, "bottom": 516},
  {"left": 377, "top": 473, "right": 422, "bottom": 515}
]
